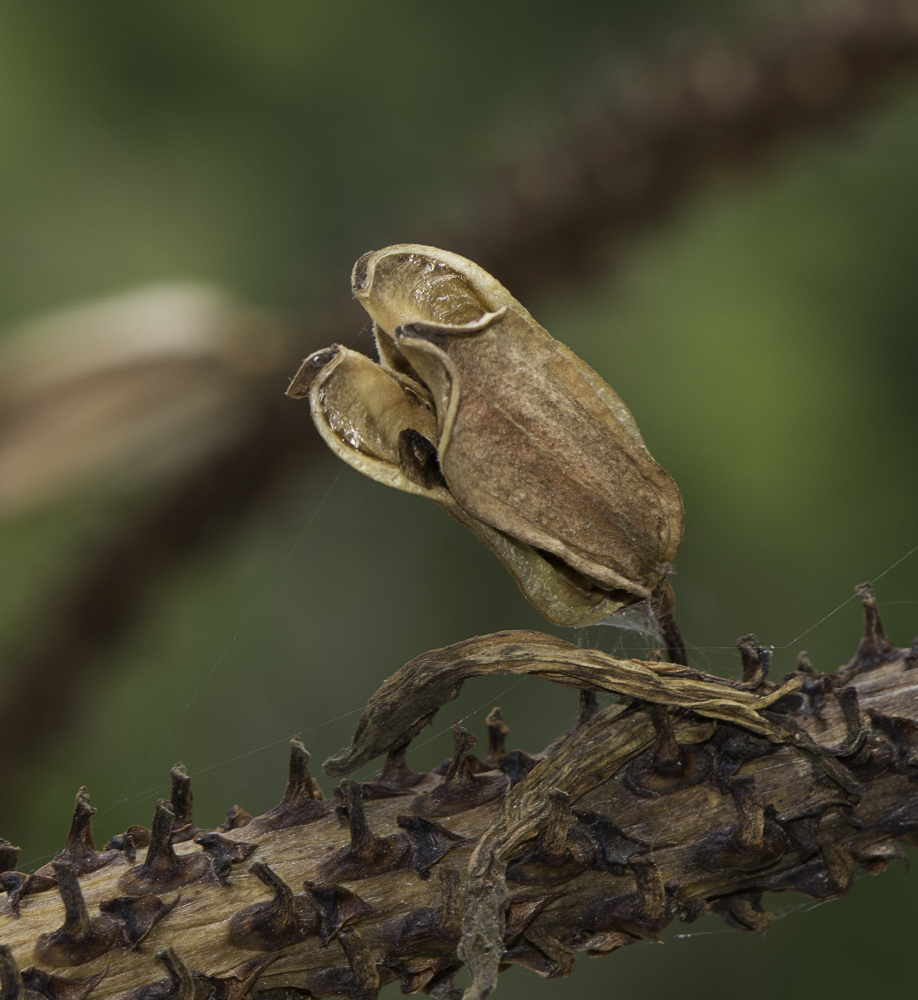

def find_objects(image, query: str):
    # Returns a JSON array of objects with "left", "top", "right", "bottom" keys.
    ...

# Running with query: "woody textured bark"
[{"left": 1, "top": 585, "right": 915, "bottom": 1000}]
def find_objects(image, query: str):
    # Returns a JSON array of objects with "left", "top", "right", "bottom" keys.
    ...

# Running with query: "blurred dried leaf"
[{"left": 0, "top": 284, "right": 286, "bottom": 518}]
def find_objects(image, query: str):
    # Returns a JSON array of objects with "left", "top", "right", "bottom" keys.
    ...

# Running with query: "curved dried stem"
[{"left": 1, "top": 588, "right": 915, "bottom": 1000}]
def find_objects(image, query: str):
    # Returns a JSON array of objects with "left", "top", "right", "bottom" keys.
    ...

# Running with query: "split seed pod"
[{"left": 288, "top": 245, "right": 683, "bottom": 627}]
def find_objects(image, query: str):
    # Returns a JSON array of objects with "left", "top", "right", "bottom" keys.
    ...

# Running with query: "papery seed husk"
[
  {"left": 289, "top": 346, "right": 635, "bottom": 626},
  {"left": 354, "top": 245, "right": 683, "bottom": 602}
]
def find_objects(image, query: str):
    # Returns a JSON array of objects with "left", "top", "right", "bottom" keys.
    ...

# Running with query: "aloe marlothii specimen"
[{"left": 288, "top": 245, "right": 684, "bottom": 633}]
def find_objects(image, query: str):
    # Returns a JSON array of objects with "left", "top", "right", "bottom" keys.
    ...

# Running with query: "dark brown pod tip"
[
  {"left": 230, "top": 863, "right": 317, "bottom": 952},
  {"left": 736, "top": 634, "right": 770, "bottom": 689},
  {"left": 119, "top": 801, "right": 210, "bottom": 896},
  {"left": 622, "top": 705, "right": 711, "bottom": 798},
  {"left": 194, "top": 833, "right": 257, "bottom": 885},
  {"left": 711, "top": 891, "right": 774, "bottom": 933},
  {"left": 839, "top": 582, "right": 899, "bottom": 678},
  {"left": 395, "top": 816, "right": 469, "bottom": 877},
  {"left": 35, "top": 862, "right": 121, "bottom": 967},
  {"left": 416, "top": 725, "right": 507, "bottom": 817},
  {"left": 392, "top": 962, "right": 449, "bottom": 997},
  {"left": 218, "top": 805, "right": 254, "bottom": 832},
  {"left": 483, "top": 707, "right": 509, "bottom": 767},
  {"left": 0, "top": 945, "right": 23, "bottom": 1000},
  {"left": 507, "top": 790, "right": 594, "bottom": 885},
  {"left": 191, "top": 956, "right": 278, "bottom": 1000},
  {"left": 39, "top": 789, "right": 120, "bottom": 878},
  {"left": 124, "top": 946, "right": 194, "bottom": 1000},
  {"left": 0, "top": 840, "right": 20, "bottom": 874},
  {"left": 576, "top": 689, "right": 600, "bottom": 729},
  {"left": 301, "top": 883, "right": 375, "bottom": 946},
  {"left": 99, "top": 893, "right": 179, "bottom": 950},
  {"left": 338, "top": 926, "right": 380, "bottom": 994},
  {"left": 20, "top": 965, "right": 108, "bottom": 1000},
  {"left": 286, "top": 347, "right": 341, "bottom": 399},
  {"left": 246, "top": 739, "right": 328, "bottom": 834},
  {"left": 697, "top": 776, "right": 786, "bottom": 873},
  {"left": 320, "top": 781, "right": 410, "bottom": 882},
  {"left": 397, "top": 429, "right": 446, "bottom": 490},
  {"left": 168, "top": 765, "right": 198, "bottom": 843}
]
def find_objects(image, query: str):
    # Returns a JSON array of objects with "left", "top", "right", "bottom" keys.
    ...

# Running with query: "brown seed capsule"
[{"left": 289, "top": 245, "right": 683, "bottom": 627}]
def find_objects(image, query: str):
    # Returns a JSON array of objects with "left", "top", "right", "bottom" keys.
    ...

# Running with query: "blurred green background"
[{"left": 0, "top": 1, "right": 915, "bottom": 997}]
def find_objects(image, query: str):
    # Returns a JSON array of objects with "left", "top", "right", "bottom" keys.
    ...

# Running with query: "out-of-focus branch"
[
  {"left": 4, "top": 0, "right": 918, "bottom": 814},
  {"left": 0, "top": 385, "right": 315, "bottom": 808},
  {"left": 452, "top": 0, "right": 918, "bottom": 289}
]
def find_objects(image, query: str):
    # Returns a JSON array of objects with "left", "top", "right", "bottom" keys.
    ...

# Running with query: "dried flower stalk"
[{"left": 1, "top": 586, "right": 915, "bottom": 1000}]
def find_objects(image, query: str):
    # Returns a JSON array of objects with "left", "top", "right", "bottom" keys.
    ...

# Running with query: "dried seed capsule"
[{"left": 290, "top": 245, "right": 683, "bottom": 628}]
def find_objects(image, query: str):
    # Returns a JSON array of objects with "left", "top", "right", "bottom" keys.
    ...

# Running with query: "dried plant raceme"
[
  {"left": 0, "top": 586, "right": 915, "bottom": 1000},
  {"left": 288, "top": 246, "right": 684, "bottom": 632}
]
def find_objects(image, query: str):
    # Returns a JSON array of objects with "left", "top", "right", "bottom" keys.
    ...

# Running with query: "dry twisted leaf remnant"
[{"left": 0, "top": 586, "right": 915, "bottom": 999}]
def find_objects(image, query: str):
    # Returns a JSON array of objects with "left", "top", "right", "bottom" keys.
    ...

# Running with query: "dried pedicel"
[{"left": 288, "top": 245, "right": 683, "bottom": 629}]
